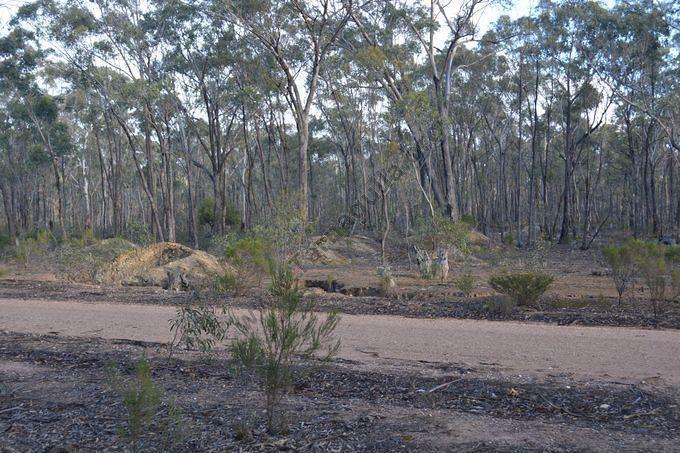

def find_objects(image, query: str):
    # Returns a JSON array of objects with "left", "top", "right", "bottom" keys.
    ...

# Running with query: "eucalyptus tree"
[{"left": 222, "top": 0, "right": 351, "bottom": 220}]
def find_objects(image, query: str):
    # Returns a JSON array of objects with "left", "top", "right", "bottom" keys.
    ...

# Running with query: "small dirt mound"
[
  {"left": 304, "top": 235, "right": 379, "bottom": 265},
  {"left": 102, "top": 242, "right": 230, "bottom": 289}
]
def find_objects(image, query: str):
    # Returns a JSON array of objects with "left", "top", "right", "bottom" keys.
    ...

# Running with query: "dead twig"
[
  {"left": 0, "top": 404, "right": 24, "bottom": 415},
  {"left": 537, "top": 393, "right": 594, "bottom": 419},
  {"left": 425, "top": 378, "right": 463, "bottom": 394}
]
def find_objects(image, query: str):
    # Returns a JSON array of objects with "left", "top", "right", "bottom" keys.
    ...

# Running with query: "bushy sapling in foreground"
[{"left": 229, "top": 260, "right": 340, "bottom": 433}]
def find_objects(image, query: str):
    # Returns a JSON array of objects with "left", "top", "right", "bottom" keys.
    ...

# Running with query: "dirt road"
[{"left": 1, "top": 297, "right": 678, "bottom": 386}]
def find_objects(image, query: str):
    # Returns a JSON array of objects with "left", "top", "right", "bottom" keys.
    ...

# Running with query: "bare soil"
[
  {"left": 1, "top": 275, "right": 678, "bottom": 329},
  {"left": 1, "top": 332, "right": 679, "bottom": 451}
]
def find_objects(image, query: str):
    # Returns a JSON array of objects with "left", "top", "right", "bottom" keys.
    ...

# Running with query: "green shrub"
[
  {"left": 168, "top": 293, "right": 227, "bottom": 356},
  {"left": 0, "top": 232, "right": 12, "bottom": 251},
  {"left": 489, "top": 272, "right": 553, "bottom": 306},
  {"left": 109, "top": 355, "right": 186, "bottom": 451},
  {"left": 503, "top": 233, "right": 514, "bottom": 246},
  {"left": 633, "top": 241, "right": 667, "bottom": 319},
  {"left": 13, "top": 231, "right": 51, "bottom": 266},
  {"left": 212, "top": 271, "right": 239, "bottom": 295},
  {"left": 603, "top": 243, "right": 636, "bottom": 306},
  {"left": 198, "top": 196, "right": 216, "bottom": 227},
  {"left": 671, "top": 269, "right": 680, "bottom": 301},
  {"left": 455, "top": 273, "right": 474, "bottom": 297},
  {"left": 460, "top": 213, "right": 476, "bottom": 227},
  {"left": 199, "top": 196, "right": 240, "bottom": 228},
  {"left": 126, "top": 221, "right": 153, "bottom": 246},
  {"left": 224, "top": 202, "right": 241, "bottom": 227},
  {"left": 229, "top": 261, "right": 340, "bottom": 433},
  {"left": 665, "top": 245, "right": 680, "bottom": 264},
  {"left": 109, "top": 355, "right": 163, "bottom": 452},
  {"left": 414, "top": 215, "right": 470, "bottom": 256}
]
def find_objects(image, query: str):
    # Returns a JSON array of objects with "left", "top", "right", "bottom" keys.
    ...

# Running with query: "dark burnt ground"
[
  {"left": 0, "top": 332, "right": 678, "bottom": 451},
  {"left": 1, "top": 277, "right": 679, "bottom": 329}
]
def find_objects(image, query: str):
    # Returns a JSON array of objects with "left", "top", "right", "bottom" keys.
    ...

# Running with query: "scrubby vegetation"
[
  {"left": 603, "top": 239, "right": 680, "bottom": 318},
  {"left": 229, "top": 261, "right": 340, "bottom": 433},
  {"left": 108, "top": 355, "right": 186, "bottom": 451},
  {"left": 603, "top": 242, "right": 637, "bottom": 306},
  {"left": 489, "top": 272, "right": 554, "bottom": 307},
  {"left": 168, "top": 292, "right": 227, "bottom": 357},
  {"left": 455, "top": 272, "right": 474, "bottom": 297}
]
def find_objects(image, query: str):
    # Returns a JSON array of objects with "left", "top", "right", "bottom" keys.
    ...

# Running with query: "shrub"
[
  {"left": 671, "top": 269, "right": 680, "bottom": 301},
  {"left": 414, "top": 215, "right": 470, "bottom": 257},
  {"left": 254, "top": 195, "right": 313, "bottom": 264},
  {"left": 488, "top": 272, "right": 553, "bottom": 306},
  {"left": 13, "top": 231, "right": 51, "bottom": 266},
  {"left": 634, "top": 241, "right": 667, "bottom": 319},
  {"left": 109, "top": 355, "right": 163, "bottom": 452},
  {"left": 229, "top": 260, "right": 340, "bottom": 433},
  {"left": 665, "top": 245, "right": 680, "bottom": 264},
  {"left": 503, "top": 233, "right": 514, "bottom": 246},
  {"left": 224, "top": 202, "right": 241, "bottom": 227},
  {"left": 212, "top": 271, "right": 239, "bottom": 295},
  {"left": 0, "top": 232, "right": 12, "bottom": 251},
  {"left": 225, "top": 236, "right": 268, "bottom": 292},
  {"left": 198, "top": 196, "right": 216, "bottom": 227},
  {"left": 109, "top": 355, "right": 186, "bottom": 451},
  {"left": 168, "top": 293, "right": 227, "bottom": 357},
  {"left": 460, "top": 213, "right": 476, "bottom": 227},
  {"left": 603, "top": 243, "right": 636, "bottom": 306},
  {"left": 455, "top": 273, "right": 474, "bottom": 297},
  {"left": 126, "top": 221, "right": 153, "bottom": 246}
]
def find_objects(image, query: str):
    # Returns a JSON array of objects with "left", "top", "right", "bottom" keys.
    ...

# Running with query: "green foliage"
[
  {"left": 0, "top": 232, "right": 12, "bottom": 251},
  {"left": 212, "top": 271, "right": 239, "bottom": 295},
  {"left": 126, "top": 222, "right": 153, "bottom": 246},
  {"left": 253, "top": 194, "right": 313, "bottom": 264},
  {"left": 603, "top": 242, "right": 636, "bottom": 306},
  {"left": 666, "top": 245, "right": 680, "bottom": 264},
  {"left": 168, "top": 293, "right": 227, "bottom": 356},
  {"left": 633, "top": 241, "right": 667, "bottom": 319},
  {"left": 455, "top": 272, "right": 474, "bottom": 297},
  {"left": 229, "top": 261, "right": 340, "bottom": 433},
  {"left": 670, "top": 269, "right": 680, "bottom": 301},
  {"left": 217, "top": 235, "right": 268, "bottom": 292},
  {"left": 489, "top": 272, "right": 554, "bottom": 306},
  {"left": 53, "top": 236, "right": 133, "bottom": 283},
  {"left": 108, "top": 355, "right": 163, "bottom": 452},
  {"left": 198, "top": 196, "right": 240, "bottom": 228},
  {"left": 224, "top": 202, "right": 241, "bottom": 227},
  {"left": 460, "top": 214, "right": 476, "bottom": 227},
  {"left": 414, "top": 215, "right": 470, "bottom": 256},
  {"left": 198, "top": 196, "right": 215, "bottom": 226},
  {"left": 13, "top": 230, "right": 51, "bottom": 265},
  {"left": 503, "top": 233, "right": 515, "bottom": 246}
]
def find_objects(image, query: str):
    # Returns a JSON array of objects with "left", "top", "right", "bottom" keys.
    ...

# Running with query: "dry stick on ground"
[
  {"left": 537, "top": 393, "right": 595, "bottom": 419},
  {"left": 425, "top": 378, "right": 464, "bottom": 394}
]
